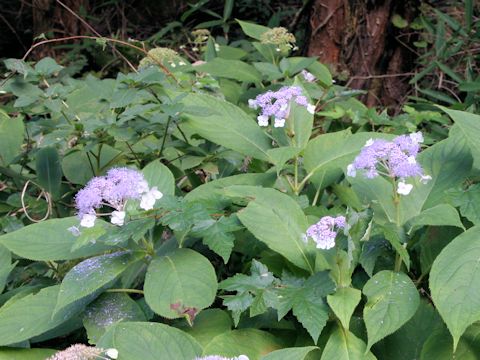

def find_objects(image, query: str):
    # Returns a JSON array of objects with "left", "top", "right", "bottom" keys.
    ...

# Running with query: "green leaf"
[
  {"left": 181, "top": 93, "right": 272, "bottom": 161},
  {"left": 363, "top": 270, "right": 419, "bottom": 350},
  {"left": 440, "top": 107, "right": 480, "bottom": 169},
  {"left": 237, "top": 20, "right": 270, "bottom": 40},
  {"left": 430, "top": 226, "right": 480, "bottom": 351},
  {"left": 307, "top": 61, "right": 332, "bottom": 87},
  {"left": 0, "top": 217, "right": 111, "bottom": 261},
  {"left": 327, "top": 287, "right": 362, "bottom": 329},
  {"left": 228, "top": 186, "right": 314, "bottom": 272},
  {"left": 407, "top": 204, "right": 465, "bottom": 233},
  {"left": 261, "top": 346, "right": 320, "bottom": 360},
  {"left": 0, "top": 245, "right": 13, "bottom": 294},
  {"left": 141, "top": 160, "right": 175, "bottom": 196},
  {"left": 144, "top": 249, "right": 218, "bottom": 320},
  {"left": 288, "top": 78, "right": 313, "bottom": 150},
  {"left": 382, "top": 224, "right": 410, "bottom": 270},
  {"left": 0, "top": 348, "right": 56, "bottom": 360},
  {"left": 61, "top": 144, "right": 123, "bottom": 185},
  {"left": 55, "top": 251, "right": 138, "bottom": 315},
  {"left": 203, "top": 329, "right": 283, "bottom": 359},
  {"left": 195, "top": 58, "right": 261, "bottom": 83},
  {"left": 35, "top": 147, "right": 62, "bottom": 197},
  {"left": 448, "top": 184, "right": 480, "bottom": 224},
  {"left": 391, "top": 14, "right": 408, "bottom": 28},
  {"left": 280, "top": 57, "right": 316, "bottom": 76},
  {"left": 83, "top": 293, "right": 146, "bottom": 344},
  {"left": 374, "top": 300, "right": 443, "bottom": 360},
  {"left": 34, "top": 57, "right": 63, "bottom": 76},
  {"left": 321, "top": 326, "right": 377, "bottom": 360},
  {"left": 459, "top": 81, "right": 480, "bottom": 92},
  {"left": 0, "top": 285, "right": 81, "bottom": 346},
  {"left": 267, "top": 146, "right": 299, "bottom": 171},
  {"left": 97, "top": 322, "right": 202, "bottom": 360},
  {"left": 0, "top": 112, "right": 24, "bottom": 166},
  {"left": 181, "top": 309, "right": 232, "bottom": 347}
]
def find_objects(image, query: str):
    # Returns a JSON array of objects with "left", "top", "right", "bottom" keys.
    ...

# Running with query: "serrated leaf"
[
  {"left": 0, "top": 112, "right": 24, "bottom": 166},
  {"left": 430, "top": 226, "right": 480, "bottom": 351},
  {"left": 261, "top": 346, "right": 319, "bottom": 360},
  {"left": 327, "top": 287, "right": 362, "bottom": 329},
  {"left": 363, "top": 270, "right": 419, "bottom": 351},
  {"left": 144, "top": 249, "right": 218, "bottom": 320}
]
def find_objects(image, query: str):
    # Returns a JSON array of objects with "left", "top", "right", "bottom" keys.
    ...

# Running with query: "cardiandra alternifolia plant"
[{"left": 1, "top": 19, "right": 480, "bottom": 360}]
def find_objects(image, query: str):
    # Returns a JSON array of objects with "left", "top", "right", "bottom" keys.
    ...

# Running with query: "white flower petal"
[
  {"left": 257, "top": 115, "right": 269, "bottom": 127},
  {"left": 307, "top": 103, "right": 316, "bottom": 114},
  {"left": 150, "top": 186, "right": 163, "bottom": 200},
  {"left": 347, "top": 164, "right": 356, "bottom": 177},
  {"left": 106, "top": 348, "right": 119, "bottom": 359},
  {"left": 110, "top": 211, "right": 126, "bottom": 226},
  {"left": 365, "top": 138, "right": 374, "bottom": 147},
  {"left": 420, "top": 175, "right": 432, "bottom": 184},
  {"left": 410, "top": 131, "right": 424, "bottom": 144},
  {"left": 80, "top": 214, "right": 96, "bottom": 228},
  {"left": 274, "top": 118, "right": 285, "bottom": 128},
  {"left": 397, "top": 181, "right": 413, "bottom": 195},
  {"left": 407, "top": 155, "right": 417, "bottom": 164}
]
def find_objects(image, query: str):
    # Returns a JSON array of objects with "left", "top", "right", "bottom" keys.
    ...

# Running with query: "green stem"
[
  {"left": 159, "top": 117, "right": 172, "bottom": 157},
  {"left": 294, "top": 156, "right": 299, "bottom": 194},
  {"left": 106, "top": 288, "right": 145, "bottom": 295}
]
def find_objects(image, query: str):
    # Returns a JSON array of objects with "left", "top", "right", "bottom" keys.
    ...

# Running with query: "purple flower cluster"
[
  {"left": 194, "top": 356, "right": 249, "bottom": 360},
  {"left": 304, "top": 216, "right": 346, "bottom": 250},
  {"left": 74, "top": 167, "right": 162, "bottom": 228},
  {"left": 347, "top": 132, "right": 431, "bottom": 195},
  {"left": 248, "top": 86, "right": 315, "bottom": 127}
]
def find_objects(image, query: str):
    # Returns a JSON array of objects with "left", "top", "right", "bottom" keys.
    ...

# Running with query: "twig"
[{"left": 21, "top": 180, "right": 51, "bottom": 222}]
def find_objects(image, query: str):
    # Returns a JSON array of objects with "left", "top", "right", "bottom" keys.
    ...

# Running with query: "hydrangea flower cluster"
[
  {"left": 248, "top": 86, "right": 315, "bottom": 127},
  {"left": 304, "top": 216, "right": 346, "bottom": 250},
  {"left": 347, "top": 132, "right": 431, "bottom": 195},
  {"left": 74, "top": 168, "right": 162, "bottom": 228},
  {"left": 46, "top": 344, "right": 118, "bottom": 360}
]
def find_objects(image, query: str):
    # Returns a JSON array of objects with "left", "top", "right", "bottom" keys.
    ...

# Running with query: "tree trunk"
[{"left": 307, "top": 0, "right": 418, "bottom": 109}]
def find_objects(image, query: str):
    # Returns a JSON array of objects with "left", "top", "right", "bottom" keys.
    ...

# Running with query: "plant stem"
[{"left": 105, "top": 288, "right": 145, "bottom": 295}]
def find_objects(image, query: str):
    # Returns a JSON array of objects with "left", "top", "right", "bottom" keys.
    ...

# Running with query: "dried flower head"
[
  {"left": 46, "top": 344, "right": 118, "bottom": 360},
  {"left": 138, "top": 47, "right": 181, "bottom": 69},
  {"left": 192, "top": 29, "right": 211, "bottom": 43},
  {"left": 260, "top": 27, "right": 296, "bottom": 47},
  {"left": 304, "top": 216, "right": 346, "bottom": 250}
]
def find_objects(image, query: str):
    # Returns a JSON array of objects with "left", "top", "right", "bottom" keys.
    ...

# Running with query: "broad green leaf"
[
  {"left": 0, "top": 285, "right": 81, "bottom": 346},
  {"left": 97, "top": 322, "right": 202, "bottom": 360},
  {"left": 288, "top": 78, "right": 313, "bottom": 150},
  {"left": 181, "top": 93, "right": 272, "bottom": 161},
  {"left": 261, "top": 346, "right": 320, "bottom": 360},
  {"left": 448, "top": 184, "right": 480, "bottom": 224},
  {"left": 55, "top": 251, "right": 139, "bottom": 315},
  {"left": 327, "top": 287, "right": 362, "bottom": 329},
  {"left": 144, "top": 249, "right": 218, "bottom": 319},
  {"left": 181, "top": 309, "right": 232, "bottom": 347},
  {"left": 407, "top": 204, "right": 465, "bottom": 233},
  {"left": 237, "top": 20, "right": 270, "bottom": 40},
  {"left": 228, "top": 186, "right": 314, "bottom": 272},
  {"left": 0, "top": 348, "right": 56, "bottom": 360},
  {"left": 363, "top": 270, "right": 419, "bottom": 350},
  {"left": 440, "top": 107, "right": 480, "bottom": 169},
  {"left": 430, "top": 226, "right": 480, "bottom": 350},
  {"left": 305, "top": 131, "right": 389, "bottom": 190},
  {"left": 83, "top": 293, "right": 146, "bottom": 344},
  {"left": 0, "top": 245, "right": 13, "bottom": 293},
  {"left": 374, "top": 300, "right": 443, "bottom": 360},
  {"left": 307, "top": 61, "right": 333, "bottom": 87},
  {"left": 61, "top": 144, "right": 123, "bottom": 185},
  {"left": 195, "top": 58, "right": 261, "bottom": 83},
  {"left": 203, "top": 329, "right": 283, "bottom": 359},
  {"left": 35, "top": 147, "right": 62, "bottom": 197},
  {"left": 382, "top": 224, "right": 410, "bottom": 270},
  {"left": 267, "top": 146, "right": 299, "bottom": 171},
  {"left": 280, "top": 57, "right": 316, "bottom": 77},
  {"left": 321, "top": 326, "right": 377, "bottom": 360},
  {"left": 0, "top": 217, "right": 111, "bottom": 261},
  {"left": 0, "top": 112, "right": 24, "bottom": 166},
  {"left": 141, "top": 159, "right": 175, "bottom": 196},
  {"left": 34, "top": 57, "right": 63, "bottom": 75},
  {"left": 419, "top": 226, "right": 461, "bottom": 275},
  {"left": 421, "top": 322, "right": 480, "bottom": 360}
]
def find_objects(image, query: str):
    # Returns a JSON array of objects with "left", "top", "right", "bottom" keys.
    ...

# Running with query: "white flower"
[
  {"left": 347, "top": 164, "right": 356, "bottom": 177},
  {"left": 307, "top": 103, "right": 316, "bottom": 114},
  {"left": 279, "top": 103, "right": 289, "bottom": 112},
  {"left": 214, "top": 43, "right": 220, "bottom": 51},
  {"left": 257, "top": 115, "right": 269, "bottom": 127},
  {"left": 170, "top": 62, "right": 176, "bottom": 68},
  {"left": 397, "top": 181, "right": 413, "bottom": 195},
  {"left": 248, "top": 99, "right": 258, "bottom": 109},
  {"left": 105, "top": 348, "right": 119, "bottom": 359},
  {"left": 274, "top": 118, "right": 285, "bottom": 128},
  {"left": 179, "top": 61, "right": 186, "bottom": 66},
  {"left": 407, "top": 156, "right": 417, "bottom": 164},
  {"left": 238, "top": 356, "right": 249, "bottom": 360},
  {"left": 80, "top": 214, "right": 96, "bottom": 228},
  {"left": 410, "top": 132, "right": 424, "bottom": 144},
  {"left": 137, "top": 180, "right": 150, "bottom": 194},
  {"left": 110, "top": 211, "right": 126, "bottom": 226},
  {"left": 315, "top": 236, "right": 336, "bottom": 250},
  {"left": 276, "top": 47, "right": 281, "bottom": 52},
  {"left": 365, "top": 138, "right": 374, "bottom": 147},
  {"left": 140, "top": 187, "right": 163, "bottom": 210},
  {"left": 68, "top": 226, "right": 81, "bottom": 236},
  {"left": 420, "top": 175, "right": 432, "bottom": 184}
]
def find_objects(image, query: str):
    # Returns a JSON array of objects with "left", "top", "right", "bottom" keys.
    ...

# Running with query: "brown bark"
[{"left": 308, "top": 0, "right": 418, "bottom": 109}]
